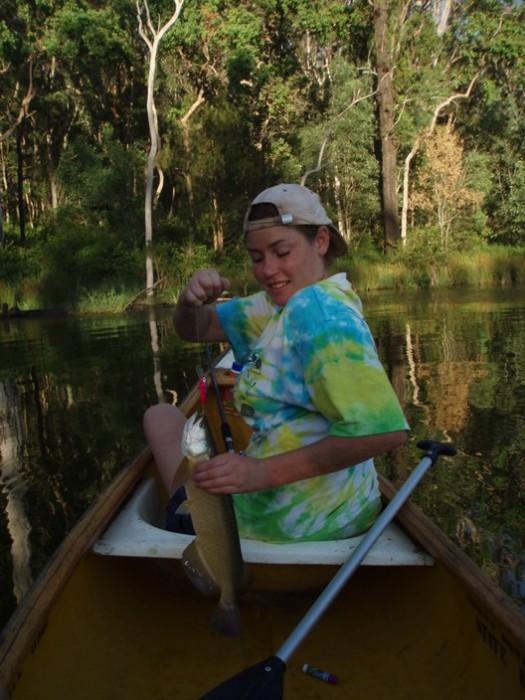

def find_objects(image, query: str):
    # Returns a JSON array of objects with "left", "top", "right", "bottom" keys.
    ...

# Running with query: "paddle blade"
[{"left": 200, "top": 656, "right": 285, "bottom": 700}]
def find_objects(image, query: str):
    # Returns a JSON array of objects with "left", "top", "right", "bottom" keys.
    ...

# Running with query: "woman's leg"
[{"left": 143, "top": 403, "right": 187, "bottom": 496}]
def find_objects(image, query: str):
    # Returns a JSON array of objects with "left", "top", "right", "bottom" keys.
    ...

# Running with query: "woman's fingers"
[{"left": 192, "top": 454, "right": 268, "bottom": 494}]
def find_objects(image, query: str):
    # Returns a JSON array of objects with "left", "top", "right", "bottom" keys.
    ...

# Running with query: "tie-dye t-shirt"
[{"left": 215, "top": 273, "right": 409, "bottom": 543}]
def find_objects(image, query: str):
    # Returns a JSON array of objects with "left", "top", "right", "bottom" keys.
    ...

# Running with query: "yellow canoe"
[{"left": 1, "top": 369, "right": 524, "bottom": 699}]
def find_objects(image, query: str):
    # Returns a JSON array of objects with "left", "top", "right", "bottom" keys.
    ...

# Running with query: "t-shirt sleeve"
[
  {"left": 295, "top": 309, "right": 409, "bottom": 438},
  {"left": 215, "top": 292, "right": 273, "bottom": 363}
]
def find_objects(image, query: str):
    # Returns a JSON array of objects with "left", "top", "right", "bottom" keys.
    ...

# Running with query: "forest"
[{"left": 1, "top": 0, "right": 524, "bottom": 312}]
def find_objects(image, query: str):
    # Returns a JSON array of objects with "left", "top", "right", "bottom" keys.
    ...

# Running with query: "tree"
[
  {"left": 0, "top": 0, "right": 41, "bottom": 243},
  {"left": 137, "top": 0, "right": 184, "bottom": 298},
  {"left": 453, "top": 0, "right": 525, "bottom": 246},
  {"left": 401, "top": 75, "right": 479, "bottom": 244},
  {"left": 373, "top": 0, "right": 400, "bottom": 250},
  {"left": 410, "top": 123, "right": 483, "bottom": 248},
  {"left": 298, "top": 60, "right": 379, "bottom": 247}
]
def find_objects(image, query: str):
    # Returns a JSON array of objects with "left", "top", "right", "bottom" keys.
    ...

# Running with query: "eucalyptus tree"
[
  {"left": 158, "top": 0, "right": 373, "bottom": 254},
  {"left": 0, "top": 0, "right": 146, "bottom": 248},
  {"left": 44, "top": 1, "right": 144, "bottom": 180},
  {"left": 0, "top": 0, "right": 48, "bottom": 242},
  {"left": 136, "top": 0, "right": 184, "bottom": 297},
  {"left": 158, "top": 0, "right": 327, "bottom": 250},
  {"left": 452, "top": 0, "right": 525, "bottom": 246}
]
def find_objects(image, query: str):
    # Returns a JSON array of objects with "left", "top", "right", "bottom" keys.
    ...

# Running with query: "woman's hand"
[
  {"left": 191, "top": 453, "right": 271, "bottom": 494},
  {"left": 174, "top": 268, "right": 230, "bottom": 342},
  {"left": 180, "top": 269, "right": 230, "bottom": 308}
]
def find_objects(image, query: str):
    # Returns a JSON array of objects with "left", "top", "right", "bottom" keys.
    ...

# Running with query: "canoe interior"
[
  {"left": 5, "top": 552, "right": 525, "bottom": 700},
  {"left": 93, "top": 474, "right": 434, "bottom": 569}
]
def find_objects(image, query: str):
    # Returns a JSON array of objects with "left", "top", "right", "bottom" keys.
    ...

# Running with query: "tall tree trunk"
[
  {"left": 137, "top": 0, "right": 184, "bottom": 298},
  {"left": 0, "top": 197, "right": 4, "bottom": 248},
  {"left": 401, "top": 75, "right": 479, "bottom": 243},
  {"left": 180, "top": 89, "right": 205, "bottom": 221},
  {"left": 373, "top": 0, "right": 400, "bottom": 251},
  {"left": 16, "top": 119, "right": 26, "bottom": 245}
]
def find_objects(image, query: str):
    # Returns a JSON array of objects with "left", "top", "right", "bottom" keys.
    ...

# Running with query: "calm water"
[{"left": 1, "top": 286, "right": 524, "bottom": 630}]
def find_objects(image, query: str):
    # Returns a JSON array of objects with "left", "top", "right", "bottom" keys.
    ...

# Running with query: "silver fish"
[{"left": 178, "top": 412, "right": 249, "bottom": 636}]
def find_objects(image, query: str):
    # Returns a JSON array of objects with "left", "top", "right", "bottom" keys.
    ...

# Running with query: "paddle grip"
[{"left": 416, "top": 440, "right": 457, "bottom": 460}]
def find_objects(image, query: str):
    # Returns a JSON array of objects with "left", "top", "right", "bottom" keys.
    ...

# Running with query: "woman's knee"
[{"left": 143, "top": 403, "right": 187, "bottom": 443}]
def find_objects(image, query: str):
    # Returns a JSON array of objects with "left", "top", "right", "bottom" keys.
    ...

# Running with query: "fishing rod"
[{"left": 205, "top": 344, "right": 235, "bottom": 454}]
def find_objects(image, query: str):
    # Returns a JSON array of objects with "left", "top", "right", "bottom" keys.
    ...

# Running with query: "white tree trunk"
[
  {"left": 433, "top": 0, "right": 454, "bottom": 37},
  {"left": 401, "top": 140, "right": 419, "bottom": 244},
  {"left": 137, "top": 0, "right": 184, "bottom": 298}
]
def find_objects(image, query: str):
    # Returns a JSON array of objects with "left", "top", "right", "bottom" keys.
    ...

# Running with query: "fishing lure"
[{"left": 198, "top": 373, "right": 209, "bottom": 406}]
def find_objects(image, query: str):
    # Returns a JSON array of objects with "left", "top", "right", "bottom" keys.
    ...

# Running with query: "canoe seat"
[{"left": 93, "top": 476, "right": 433, "bottom": 566}]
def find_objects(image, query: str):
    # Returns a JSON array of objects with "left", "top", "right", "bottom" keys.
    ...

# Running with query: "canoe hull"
[{"left": 4, "top": 551, "right": 524, "bottom": 700}]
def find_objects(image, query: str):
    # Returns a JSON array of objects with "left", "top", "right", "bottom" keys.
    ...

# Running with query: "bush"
[
  {"left": 41, "top": 226, "right": 141, "bottom": 287},
  {"left": 0, "top": 241, "right": 40, "bottom": 284}
]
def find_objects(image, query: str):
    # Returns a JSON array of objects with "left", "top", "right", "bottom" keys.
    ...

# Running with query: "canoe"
[{"left": 1, "top": 365, "right": 524, "bottom": 699}]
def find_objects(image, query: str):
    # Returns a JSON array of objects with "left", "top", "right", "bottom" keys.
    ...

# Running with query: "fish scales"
[{"left": 179, "top": 412, "right": 249, "bottom": 636}]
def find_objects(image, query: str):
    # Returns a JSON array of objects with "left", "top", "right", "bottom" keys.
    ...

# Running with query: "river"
[{"left": 1, "top": 285, "right": 524, "bottom": 630}]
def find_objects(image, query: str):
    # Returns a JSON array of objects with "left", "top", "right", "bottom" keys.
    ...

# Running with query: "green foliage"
[
  {"left": 0, "top": 240, "right": 40, "bottom": 284},
  {"left": 44, "top": 226, "right": 139, "bottom": 283},
  {"left": 41, "top": 0, "right": 142, "bottom": 142},
  {"left": 55, "top": 130, "right": 143, "bottom": 242},
  {"left": 487, "top": 160, "right": 525, "bottom": 246},
  {"left": 1, "top": 0, "right": 525, "bottom": 311},
  {"left": 152, "top": 242, "right": 215, "bottom": 294}
]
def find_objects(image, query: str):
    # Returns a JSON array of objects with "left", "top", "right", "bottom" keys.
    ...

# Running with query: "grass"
[
  {"left": 0, "top": 282, "right": 43, "bottom": 312},
  {"left": 1, "top": 245, "right": 524, "bottom": 314},
  {"left": 346, "top": 246, "right": 525, "bottom": 293},
  {"left": 76, "top": 287, "right": 137, "bottom": 314}
]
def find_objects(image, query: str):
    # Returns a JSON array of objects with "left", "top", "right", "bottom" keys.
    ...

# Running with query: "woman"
[{"left": 144, "top": 183, "right": 409, "bottom": 542}]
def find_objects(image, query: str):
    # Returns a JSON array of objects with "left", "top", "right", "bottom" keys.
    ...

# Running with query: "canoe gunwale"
[
  {"left": 379, "top": 473, "right": 525, "bottom": 650},
  {"left": 0, "top": 446, "right": 153, "bottom": 691}
]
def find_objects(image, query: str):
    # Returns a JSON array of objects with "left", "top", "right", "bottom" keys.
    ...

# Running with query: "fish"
[{"left": 177, "top": 412, "right": 250, "bottom": 636}]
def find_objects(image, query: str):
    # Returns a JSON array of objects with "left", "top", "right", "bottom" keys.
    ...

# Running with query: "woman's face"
[{"left": 245, "top": 225, "right": 330, "bottom": 306}]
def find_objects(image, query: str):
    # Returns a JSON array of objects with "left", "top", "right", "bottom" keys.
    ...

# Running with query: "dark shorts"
[{"left": 166, "top": 486, "right": 195, "bottom": 535}]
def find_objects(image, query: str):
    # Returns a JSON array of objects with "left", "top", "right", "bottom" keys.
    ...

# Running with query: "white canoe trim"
[{"left": 93, "top": 476, "right": 434, "bottom": 566}]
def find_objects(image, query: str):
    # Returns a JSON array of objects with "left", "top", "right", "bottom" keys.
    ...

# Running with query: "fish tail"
[{"left": 210, "top": 602, "right": 241, "bottom": 637}]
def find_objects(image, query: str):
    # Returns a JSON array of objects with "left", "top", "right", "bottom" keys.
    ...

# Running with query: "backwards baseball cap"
[{"left": 243, "top": 183, "right": 348, "bottom": 258}]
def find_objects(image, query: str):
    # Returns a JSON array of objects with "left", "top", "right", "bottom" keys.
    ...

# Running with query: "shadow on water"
[{"left": 0, "top": 287, "right": 524, "bottom": 629}]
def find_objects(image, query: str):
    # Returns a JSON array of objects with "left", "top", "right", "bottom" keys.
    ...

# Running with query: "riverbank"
[{"left": 1, "top": 245, "right": 524, "bottom": 315}]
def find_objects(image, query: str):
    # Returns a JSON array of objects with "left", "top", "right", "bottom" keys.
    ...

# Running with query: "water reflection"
[
  {"left": 366, "top": 287, "right": 525, "bottom": 612},
  {"left": 0, "top": 287, "right": 524, "bottom": 630},
  {"left": 0, "top": 379, "right": 32, "bottom": 603}
]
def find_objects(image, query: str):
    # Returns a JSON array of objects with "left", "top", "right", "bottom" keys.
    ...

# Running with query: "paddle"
[{"left": 200, "top": 439, "right": 456, "bottom": 699}]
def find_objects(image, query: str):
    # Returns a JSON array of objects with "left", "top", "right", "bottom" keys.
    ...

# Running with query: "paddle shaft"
[
  {"left": 275, "top": 440, "right": 454, "bottom": 664},
  {"left": 199, "top": 440, "right": 455, "bottom": 699}
]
